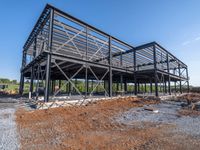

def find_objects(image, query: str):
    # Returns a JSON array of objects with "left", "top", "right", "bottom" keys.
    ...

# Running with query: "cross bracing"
[{"left": 19, "top": 4, "right": 189, "bottom": 103}]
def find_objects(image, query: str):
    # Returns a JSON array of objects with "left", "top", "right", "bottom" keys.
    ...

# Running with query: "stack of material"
[
  {"left": 178, "top": 93, "right": 200, "bottom": 111},
  {"left": 191, "top": 102, "right": 200, "bottom": 111}
]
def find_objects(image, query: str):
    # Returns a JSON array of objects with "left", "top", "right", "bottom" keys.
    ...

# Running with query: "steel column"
[
  {"left": 138, "top": 82, "right": 140, "bottom": 93},
  {"left": 117, "top": 82, "right": 119, "bottom": 91},
  {"left": 68, "top": 82, "right": 71, "bottom": 95},
  {"left": 124, "top": 80, "right": 127, "bottom": 93},
  {"left": 186, "top": 67, "right": 190, "bottom": 93},
  {"left": 85, "top": 26, "right": 88, "bottom": 98},
  {"left": 164, "top": 81, "right": 167, "bottom": 93},
  {"left": 150, "top": 78, "right": 152, "bottom": 94},
  {"left": 85, "top": 66, "right": 88, "bottom": 98},
  {"left": 133, "top": 49, "right": 137, "bottom": 95},
  {"left": 166, "top": 53, "right": 171, "bottom": 95},
  {"left": 19, "top": 50, "right": 26, "bottom": 95},
  {"left": 153, "top": 45, "right": 158, "bottom": 96},
  {"left": 174, "top": 81, "right": 176, "bottom": 93},
  {"left": 91, "top": 80, "right": 93, "bottom": 91},
  {"left": 59, "top": 80, "right": 61, "bottom": 89},
  {"left": 29, "top": 66, "right": 34, "bottom": 96},
  {"left": 120, "top": 74, "right": 123, "bottom": 91},
  {"left": 44, "top": 8, "right": 54, "bottom": 102},
  {"left": 178, "top": 64, "right": 182, "bottom": 94},
  {"left": 51, "top": 80, "right": 54, "bottom": 94},
  {"left": 19, "top": 73, "right": 24, "bottom": 95},
  {"left": 108, "top": 36, "right": 112, "bottom": 97}
]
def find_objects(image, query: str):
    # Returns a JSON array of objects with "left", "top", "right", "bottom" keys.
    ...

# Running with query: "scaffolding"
[{"left": 19, "top": 4, "right": 189, "bottom": 103}]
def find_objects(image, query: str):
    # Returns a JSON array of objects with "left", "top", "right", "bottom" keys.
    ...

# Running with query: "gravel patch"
[
  {"left": 174, "top": 116, "right": 200, "bottom": 137},
  {"left": 0, "top": 104, "right": 19, "bottom": 150},
  {"left": 115, "top": 101, "right": 200, "bottom": 137}
]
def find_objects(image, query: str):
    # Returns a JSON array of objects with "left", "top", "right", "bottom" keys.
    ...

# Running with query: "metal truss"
[{"left": 19, "top": 4, "right": 190, "bottom": 104}]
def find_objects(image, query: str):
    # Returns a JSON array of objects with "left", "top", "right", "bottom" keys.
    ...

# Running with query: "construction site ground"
[{"left": 10, "top": 93, "right": 200, "bottom": 150}]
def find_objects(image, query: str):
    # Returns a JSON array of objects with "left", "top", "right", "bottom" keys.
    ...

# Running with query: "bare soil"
[{"left": 16, "top": 96, "right": 200, "bottom": 150}]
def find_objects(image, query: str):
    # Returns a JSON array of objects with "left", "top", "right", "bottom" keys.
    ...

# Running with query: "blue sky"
[{"left": 0, "top": 0, "right": 200, "bottom": 86}]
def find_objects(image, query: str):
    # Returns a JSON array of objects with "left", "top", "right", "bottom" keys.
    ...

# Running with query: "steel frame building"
[{"left": 19, "top": 4, "right": 189, "bottom": 102}]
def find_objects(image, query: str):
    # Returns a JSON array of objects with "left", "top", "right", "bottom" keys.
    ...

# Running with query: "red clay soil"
[{"left": 16, "top": 97, "right": 199, "bottom": 150}]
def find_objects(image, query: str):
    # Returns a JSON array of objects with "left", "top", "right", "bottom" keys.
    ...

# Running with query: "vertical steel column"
[
  {"left": 85, "top": 26, "right": 89, "bottom": 98},
  {"left": 59, "top": 80, "right": 61, "bottom": 89},
  {"left": 120, "top": 52, "right": 123, "bottom": 93},
  {"left": 150, "top": 78, "right": 153, "bottom": 94},
  {"left": 117, "top": 82, "right": 119, "bottom": 91},
  {"left": 19, "top": 73, "right": 24, "bottom": 95},
  {"left": 91, "top": 80, "right": 93, "bottom": 91},
  {"left": 153, "top": 44, "right": 158, "bottom": 96},
  {"left": 120, "top": 74, "right": 123, "bottom": 91},
  {"left": 124, "top": 80, "right": 127, "bottom": 93},
  {"left": 166, "top": 53, "right": 171, "bottom": 95},
  {"left": 178, "top": 64, "right": 182, "bottom": 94},
  {"left": 108, "top": 36, "right": 112, "bottom": 97},
  {"left": 68, "top": 82, "right": 71, "bottom": 96},
  {"left": 85, "top": 66, "right": 88, "bottom": 98},
  {"left": 104, "top": 80, "right": 106, "bottom": 90},
  {"left": 174, "top": 81, "right": 177, "bottom": 93},
  {"left": 164, "top": 81, "right": 167, "bottom": 93},
  {"left": 19, "top": 50, "right": 26, "bottom": 95},
  {"left": 65, "top": 81, "right": 68, "bottom": 93},
  {"left": 51, "top": 80, "right": 54, "bottom": 94},
  {"left": 145, "top": 82, "right": 147, "bottom": 93},
  {"left": 162, "top": 81, "right": 165, "bottom": 94},
  {"left": 30, "top": 37, "right": 37, "bottom": 96},
  {"left": 35, "top": 64, "right": 40, "bottom": 100},
  {"left": 29, "top": 66, "right": 34, "bottom": 96},
  {"left": 186, "top": 67, "right": 190, "bottom": 93},
  {"left": 44, "top": 8, "right": 54, "bottom": 102},
  {"left": 138, "top": 82, "right": 140, "bottom": 93},
  {"left": 133, "top": 49, "right": 137, "bottom": 95}
]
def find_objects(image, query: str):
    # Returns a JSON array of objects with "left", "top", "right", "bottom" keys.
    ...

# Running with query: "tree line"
[{"left": 0, "top": 78, "right": 18, "bottom": 84}]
